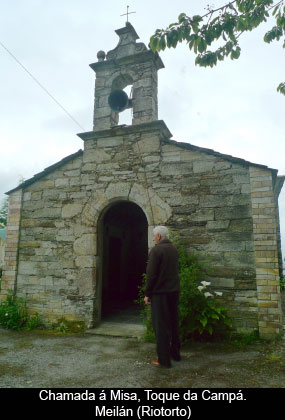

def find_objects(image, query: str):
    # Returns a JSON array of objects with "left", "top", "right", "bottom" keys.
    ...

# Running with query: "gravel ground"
[{"left": 0, "top": 328, "right": 284, "bottom": 388}]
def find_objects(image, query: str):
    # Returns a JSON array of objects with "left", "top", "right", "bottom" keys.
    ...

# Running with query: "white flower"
[
  {"left": 204, "top": 292, "right": 213, "bottom": 298},
  {"left": 215, "top": 291, "right": 223, "bottom": 296},
  {"left": 5, "top": 313, "right": 8, "bottom": 316},
  {"left": 198, "top": 285, "right": 205, "bottom": 291},
  {"left": 201, "top": 281, "right": 211, "bottom": 287}
]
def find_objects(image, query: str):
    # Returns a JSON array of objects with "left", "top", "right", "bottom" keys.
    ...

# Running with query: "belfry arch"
[{"left": 97, "top": 201, "right": 148, "bottom": 320}]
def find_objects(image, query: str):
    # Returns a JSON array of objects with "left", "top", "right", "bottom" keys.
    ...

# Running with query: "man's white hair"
[{"left": 153, "top": 226, "right": 169, "bottom": 239}]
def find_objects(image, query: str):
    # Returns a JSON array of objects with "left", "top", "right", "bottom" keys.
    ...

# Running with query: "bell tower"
[{"left": 90, "top": 22, "right": 164, "bottom": 130}]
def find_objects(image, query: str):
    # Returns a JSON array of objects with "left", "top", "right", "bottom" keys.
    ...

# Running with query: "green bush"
[
  {"left": 25, "top": 312, "right": 41, "bottom": 330},
  {"left": 0, "top": 290, "right": 40, "bottom": 331},
  {"left": 0, "top": 290, "right": 27, "bottom": 330},
  {"left": 137, "top": 241, "right": 232, "bottom": 342}
]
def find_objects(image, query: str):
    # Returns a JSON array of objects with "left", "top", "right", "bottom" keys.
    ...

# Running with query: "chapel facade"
[{"left": 1, "top": 22, "right": 284, "bottom": 339}]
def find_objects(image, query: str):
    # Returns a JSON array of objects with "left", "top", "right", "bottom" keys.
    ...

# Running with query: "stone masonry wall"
[
  {"left": 1, "top": 123, "right": 282, "bottom": 336},
  {"left": 158, "top": 141, "right": 257, "bottom": 333},
  {"left": 249, "top": 166, "right": 283, "bottom": 338},
  {"left": 0, "top": 190, "right": 22, "bottom": 297},
  {"left": 2, "top": 126, "right": 273, "bottom": 331},
  {"left": 14, "top": 154, "right": 95, "bottom": 326}
]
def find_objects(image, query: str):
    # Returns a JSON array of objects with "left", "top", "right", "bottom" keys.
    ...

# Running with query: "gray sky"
[{"left": 1, "top": 0, "right": 284, "bottom": 257}]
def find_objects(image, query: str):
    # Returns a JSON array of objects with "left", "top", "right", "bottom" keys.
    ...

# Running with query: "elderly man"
[{"left": 144, "top": 226, "right": 180, "bottom": 368}]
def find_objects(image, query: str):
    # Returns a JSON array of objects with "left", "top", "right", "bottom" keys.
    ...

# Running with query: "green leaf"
[
  {"left": 273, "top": 4, "right": 281, "bottom": 16},
  {"left": 205, "top": 29, "right": 215, "bottom": 45},
  {"left": 191, "top": 21, "right": 199, "bottom": 34},
  {"left": 264, "top": 26, "right": 283, "bottom": 43},
  {"left": 178, "top": 13, "right": 187, "bottom": 23},
  {"left": 192, "top": 15, "right": 202, "bottom": 22},
  {"left": 207, "top": 325, "right": 213, "bottom": 335},
  {"left": 199, "top": 316, "right": 208, "bottom": 327},
  {"left": 188, "top": 34, "right": 197, "bottom": 50},
  {"left": 182, "top": 25, "right": 191, "bottom": 41},
  {"left": 231, "top": 46, "right": 241, "bottom": 59},
  {"left": 159, "top": 35, "right": 166, "bottom": 51},
  {"left": 277, "top": 82, "right": 285, "bottom": 95},
  {"left": 166, "top": 30, "right": 179, "bottom": 48},
  {"left": 225, "top": 41, "right": 234, "bottom": 54},
  {"left": 150, "top": 35, "right": 159, "bottom": 51},
  {"left": 198, "top": 38, "right": 207, "bottom": 53}
]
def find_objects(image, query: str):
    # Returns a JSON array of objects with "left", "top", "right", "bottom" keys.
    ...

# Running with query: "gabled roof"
[
  {"left": 164, "top": 139, "right": 285, "bottom": 195},
  {"left": 5, "top": 133, "right": 284, "bottom": 196},
  {"left": 164, "top": 138, "right": 275, "bottom": 171},
  {"left": 6, "top": 149, "right": 83, "bottom": 195}
]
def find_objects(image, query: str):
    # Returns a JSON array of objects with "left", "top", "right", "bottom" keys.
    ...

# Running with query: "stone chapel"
[{"left": 1, "top": 22, "right": 284, "bottom": 339}]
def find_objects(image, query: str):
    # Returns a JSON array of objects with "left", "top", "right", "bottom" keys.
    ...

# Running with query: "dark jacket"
[{"left": 145, "top": 239, "right": 180, "bottom": 297}]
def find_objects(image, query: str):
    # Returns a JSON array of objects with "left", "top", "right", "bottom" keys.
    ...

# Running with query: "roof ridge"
[{"left": 165, "top": 138, "right": 274, "bottom": 171}]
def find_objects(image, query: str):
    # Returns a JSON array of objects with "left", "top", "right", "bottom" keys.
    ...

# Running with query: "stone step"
[{"left": 86, "top": 321, "right": 144, "bottom": 339}]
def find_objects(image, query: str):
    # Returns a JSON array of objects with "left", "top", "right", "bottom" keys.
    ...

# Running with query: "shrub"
[
  {"left": 137, "top": 241, "right": 232, "bottom": 342},
  {"left": 0, "top": 289, "right": 40, "bottom": 331},
  {"left": 25, "top": 312, "right": 41, "bottom": 330},
  {"left": 0, "top": 290, "right": 27, "bottom": 330}
]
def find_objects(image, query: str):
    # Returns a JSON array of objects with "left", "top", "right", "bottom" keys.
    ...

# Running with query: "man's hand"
[{"left": 144, "top": 296, "right": 151, "bottom": 305}]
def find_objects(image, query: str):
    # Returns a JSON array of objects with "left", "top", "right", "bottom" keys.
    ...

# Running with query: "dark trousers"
[{"left": 151, "top": 292, "right": 180, "bottom": 367}]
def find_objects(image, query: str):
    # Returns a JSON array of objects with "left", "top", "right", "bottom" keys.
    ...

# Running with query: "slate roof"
[
  {"left": 6, "top": 149, "right": 83, "bottom": 195},
  {"left": 5, "top": 134, "right": 284, "bottom": 195}
]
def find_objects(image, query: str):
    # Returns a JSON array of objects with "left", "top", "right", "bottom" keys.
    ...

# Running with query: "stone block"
[
  {"left": 133, "top": 96, "right": 155, "bottom": 113},
  {"left": 162, "top": 152, "right": 181, "bottom": 162},
  {"left": 83, "top": 148, "right": 111, "bottom": 163},
  {"left": 214, "top": 161, "right": 232, "bottom": 170},
  {"left": 75, "top": 256, "right": 96, "bottom": 268},
  {"left": 193, "top": 160, "right": 215, "bottom": 173},
  {"left": 215, "top": 205, "right": 251, "bottom": 220},
  {"left": 78, "top": 268, "right": 95, "bottom": 296},
  {"left": 200, "top": 174, "right": 233, "bottom": 186},
  {"left": 73, "top": 234, "right": 96, "bottom": 256},
  {"left": 132, "top": 136, "right": 160, "bottom": 154},
  {"left": 229, "top": 219, "right": 253, "bottom": 232},
  {"left": 97, "top": 136, "right": 124, "bottom": 148},
  {"left": 105, "top": 182, "right": 131, "bottom": 200},
  {"left": 200, "top": 194, "right": 234, "bottom": 208},
  {"left": 23, "top": 192, "right": 32, "bottom": 201},
  {"left": 210, "top": 277, "right": 235, "bottom": 288},
  {"left": 55, "top": 178, "right": 69, "bottom": 188},
  {"left": 18, "top": 261, "right": 38, "bottom": 275},
  {"left": 191, "top": 209, "right": 215, "bottom": 221},
  {"left": 161, "top": 162, "right": 193, "bottom": 176},
  {"left": 28, "top": 180, "right": 55, "bottom": 191},
  {"left": 62, "top": 203, "right": 83, "bottom": 219}
]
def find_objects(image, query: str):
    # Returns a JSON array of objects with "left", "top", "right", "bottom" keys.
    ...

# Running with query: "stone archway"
[
  {"left": 100, "top": 201, "right": 148, "bottom": 318},
  {"left": 81, "top": 181, "right": 172, "bottom": 324}
]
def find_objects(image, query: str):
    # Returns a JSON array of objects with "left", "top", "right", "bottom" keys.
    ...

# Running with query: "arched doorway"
[{"left": 101, "top": 201, "right": 148, "bottom": 319}]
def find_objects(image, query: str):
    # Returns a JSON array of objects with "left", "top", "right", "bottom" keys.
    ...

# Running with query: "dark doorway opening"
[{"left": 101, "top": 201, "right": 148, "bottom": 319}]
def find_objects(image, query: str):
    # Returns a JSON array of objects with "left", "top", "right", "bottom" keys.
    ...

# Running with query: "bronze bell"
[{"left": 108, "top": 90, "right": 132, "bottom": 112}]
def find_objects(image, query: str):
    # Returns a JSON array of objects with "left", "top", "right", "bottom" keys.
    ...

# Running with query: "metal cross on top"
[{"left": 120, "top": 5, "right": 136, "bottom": 22}]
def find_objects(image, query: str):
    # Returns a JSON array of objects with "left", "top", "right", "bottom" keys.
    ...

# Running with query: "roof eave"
[{"left": 6, "top": 149, "right": 83, "bottom": 195}]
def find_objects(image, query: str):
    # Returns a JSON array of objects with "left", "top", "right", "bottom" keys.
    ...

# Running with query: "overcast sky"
[{"left": 0, "top": 0, "right": 284, "bottom": 257}]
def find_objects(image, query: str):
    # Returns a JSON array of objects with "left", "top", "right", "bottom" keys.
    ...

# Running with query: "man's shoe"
[{"left": 151, "top": 359, "right": 171, "bottom": 368}]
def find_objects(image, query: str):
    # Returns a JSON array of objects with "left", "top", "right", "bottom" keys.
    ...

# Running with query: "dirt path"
[{"left": 0, "top": 328, "right": 284, "bottom": 388}]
